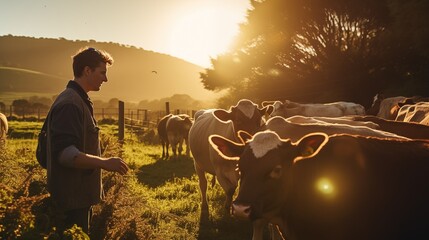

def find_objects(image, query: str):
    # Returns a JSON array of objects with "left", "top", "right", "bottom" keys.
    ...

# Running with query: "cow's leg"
[
  {"left": 166, "top": 141, "right": 170, "bottom": 157},
  {"left": 194, "top": 164, "right": 209, "bottom": 215},
  {"left": 216, "top": 175, "right": 237, "bottom": 212},
  {"left": 252, "top": 219, "right": 267, "bottom": 240},
  {"left": 172, "top": 143, "right": 177, "bottom": 157},
  {"left": 178, "top": 138, "right": 184, "bottom": 155},
  {"left": 185, "top": 138, "right": 190, "bottom": 157},
  {"left": 161, "top": 140, "right": 165, "bottom": 158}
]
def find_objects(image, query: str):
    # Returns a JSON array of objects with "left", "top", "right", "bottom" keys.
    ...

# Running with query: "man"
[{"left": 46, "top": 47, "right": 129, "bottom": 234}]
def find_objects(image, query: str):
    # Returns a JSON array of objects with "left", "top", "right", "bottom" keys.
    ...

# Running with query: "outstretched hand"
[{"left": 102, "top": 157, "right": 129, "bottom": 175}]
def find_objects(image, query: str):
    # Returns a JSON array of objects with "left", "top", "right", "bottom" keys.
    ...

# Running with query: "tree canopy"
[{"left": 201, "top": 0, "right": 429, "bottom": 108}]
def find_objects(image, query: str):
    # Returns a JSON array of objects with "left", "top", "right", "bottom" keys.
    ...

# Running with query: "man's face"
[{"left": 87, "top": 62, "right": 108, "bottom": 91}]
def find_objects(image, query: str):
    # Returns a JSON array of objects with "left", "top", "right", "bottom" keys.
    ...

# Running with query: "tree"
[
  {"left": 201, "top": 0, "right": 428, "bottom": 108},
  {"left": 12, "top": 99, "right": 30, "bottom": 116}
]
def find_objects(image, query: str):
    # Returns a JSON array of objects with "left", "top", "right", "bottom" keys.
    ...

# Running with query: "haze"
[{"left": 0, "top": 0, "right": 251, "bottom": 67}]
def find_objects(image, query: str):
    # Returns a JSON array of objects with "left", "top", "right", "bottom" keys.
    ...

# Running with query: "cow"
[
  {"left": 188, "top": 99, "right": 268, "bottom": 217},
  {"left": 157, "top": 114, "right": 173, "bottom": 158},
  {"left": 261, "top": 116, "right": 407, "bottom": 143},
  {"left": 264, "top": 100, "right": 365, "bottom": 118},
  {"left": 366, "top": 94, "right": 428, "bottom": 120},
  {"left": 166, "top": 114, "right": 193, "bottom": 157},
  {"left": 395, "top": 102, "right": 429, "bottom": 125},
  {"left": 350, "top": 115, "right": 429, "bottom": 139},
  {"left": 209, "top": 130, "right": 429, "bottom": 240},
  {"left": 221, "top": 115, "right": 406, "bottom": 240},
  {"left": 285, "top": 115, "right": 379, "bottom": 129},
  {"left": 366, "top": 94, "right": 406, "bottom": 119},
  {"left": 0, "top": 112, "right": 8, "bottom": 142}
]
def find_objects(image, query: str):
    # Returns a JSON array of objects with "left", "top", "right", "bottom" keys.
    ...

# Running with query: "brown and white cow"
[
  {"left": 210, "top": 131, "right": 429, "bottom": 240},
  {"left": 0, "top": 112, "right": 8, "bottom": 142},
  {"left": 188, "top": 99, "right": 268, "bottom": 217},
  {"left": 265, "top": 100, "right": 365, "bottom": 118},
  {"left": 166, "top": 114, "right": 193, "bottom": 157},
  {"left": 226, "top": 115, "right": 407, "bottom": 240}
]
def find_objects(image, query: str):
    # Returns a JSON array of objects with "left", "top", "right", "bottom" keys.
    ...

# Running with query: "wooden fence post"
[
  {"left": 165, "top": 102, "right": 170, "bottom": 115},
  {"left": 118, "top": 101, "right": 124, "bottom": 142}
]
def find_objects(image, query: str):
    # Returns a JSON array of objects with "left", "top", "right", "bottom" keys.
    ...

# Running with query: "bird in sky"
[{"left": 151, "top": 70, "right": 158, "bottom": 74}]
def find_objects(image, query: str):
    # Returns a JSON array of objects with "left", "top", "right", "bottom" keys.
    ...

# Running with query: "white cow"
[
  {"left": 265, "top": 100, "right": 365, "bottom": 118},
  {"left": 189, "top": 99, "right": 268, "bottom": 215},
  {"left": 285, "top": 115, "right": 380, "bottom": 129}
]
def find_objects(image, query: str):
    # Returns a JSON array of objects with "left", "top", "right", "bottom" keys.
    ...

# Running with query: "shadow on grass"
[
  {"left": 197, "top": 210, "right": 254, "bottom": 240},
  {"left": 136, "top": 155, "right": 196, "bottom": 188}
]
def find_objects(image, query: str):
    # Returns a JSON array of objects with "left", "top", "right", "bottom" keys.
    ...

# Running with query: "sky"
[{"left": 0, "top": 0, "right": 251, "bottom": 67}]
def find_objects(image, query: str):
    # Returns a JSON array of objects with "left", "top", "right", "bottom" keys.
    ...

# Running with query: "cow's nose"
[{"left": 232, "top": 203, "right": 251, "bottom": 220}]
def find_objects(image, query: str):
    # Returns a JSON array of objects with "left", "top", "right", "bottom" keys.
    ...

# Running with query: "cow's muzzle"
[{"left": 232, "top": 203, "right": 251, "bottom": 220}]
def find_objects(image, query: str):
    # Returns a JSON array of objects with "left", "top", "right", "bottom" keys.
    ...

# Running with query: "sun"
[{"left": 168, "top": 6, "right": 244, "bottom": 67}]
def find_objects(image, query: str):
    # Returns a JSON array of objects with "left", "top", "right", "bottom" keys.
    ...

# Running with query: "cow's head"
[
  {"left": 268, "top": 100, "right": 303, "bottom": 118},
  {"left": 209, "top": 130, "right": 328, "bottom": 221},
  {"left": 213, "top": 99, "right": 269, "bottom": 136}
]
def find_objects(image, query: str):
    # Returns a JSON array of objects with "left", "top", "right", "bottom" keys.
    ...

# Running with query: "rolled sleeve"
[{"left": 58, "top": 145, "right": 81, "bottom": 167}]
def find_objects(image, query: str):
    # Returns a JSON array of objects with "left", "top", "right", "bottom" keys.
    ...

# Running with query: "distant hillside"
[
  {"left": 0, "top": 35, "right": 218, "bottom": 103},
  {"left": 0, "top": 67, "right": 64, "bottom": 93}
]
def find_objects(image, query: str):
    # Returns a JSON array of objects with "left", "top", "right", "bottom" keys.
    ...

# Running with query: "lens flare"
[{"left": 316, "top": 178, "right": 335, "bottom": 195}]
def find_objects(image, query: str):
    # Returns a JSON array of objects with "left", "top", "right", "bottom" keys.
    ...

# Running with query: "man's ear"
[
  {"left": 294, "top": 133, "right": 328, "bottom": 162},
  {"left": 209, "top": 134, "right": 244, "bottom": 160},
  {"left": 83, "top": 66, "right": 92, "bottom": 76}
]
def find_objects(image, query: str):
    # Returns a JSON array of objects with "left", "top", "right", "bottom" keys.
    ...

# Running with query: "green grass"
[{"left": 0, "top": 122, "right": 263, "bottom": 240}]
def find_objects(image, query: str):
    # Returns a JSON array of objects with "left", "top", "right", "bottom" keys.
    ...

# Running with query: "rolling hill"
[{"left": 0, "top": 35, "right": 218, "bottom": 105}]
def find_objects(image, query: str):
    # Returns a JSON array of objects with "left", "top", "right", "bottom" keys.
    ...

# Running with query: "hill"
[{"left": 0, "top": 35, "right": 218, "bottom": 104}]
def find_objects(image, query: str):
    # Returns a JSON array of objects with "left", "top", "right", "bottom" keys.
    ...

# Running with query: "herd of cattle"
[
  {"left": 157, "top": 95, "right": 429, "bottom": 240},
  {"left": 1, "top": 94, "right": 429, "bottom": 239}
]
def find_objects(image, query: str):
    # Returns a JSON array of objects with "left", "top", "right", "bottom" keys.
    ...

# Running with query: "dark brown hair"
[{"left": 72, "top": 47, "right": 113, "bottom": 78}]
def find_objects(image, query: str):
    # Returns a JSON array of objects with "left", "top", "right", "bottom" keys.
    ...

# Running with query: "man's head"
[{"left": 72, "top": 47, "right": 113, "bottom": 92}]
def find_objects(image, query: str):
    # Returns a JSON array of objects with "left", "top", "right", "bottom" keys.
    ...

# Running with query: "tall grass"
[{"left": 0, "top": 121, "right": 262, "bottom": 239}]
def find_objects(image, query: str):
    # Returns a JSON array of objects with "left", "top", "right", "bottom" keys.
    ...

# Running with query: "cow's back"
[
  {"left": 396, "top": 102, "right": 429, "bottom": 125},
  {"left": 265, "top": 116, "right": 407, "bottom": 143},
  {"left": 189, "top": 110, "right": 235, "bottom": 174},
  {"left": 157, "top": 114, "right": 172, "bottom": 142},
  {"left": 286, "top": 136, "right": 429, "bottom": 240}
]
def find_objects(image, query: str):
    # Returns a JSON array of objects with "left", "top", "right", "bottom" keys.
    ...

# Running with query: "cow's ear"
[
  {"left": 294, "top": 133, "right": 328, "bottom": 162},
  {"left": 213, "top": 109, "right": 231, "bottom": 122},
  {"left": 237, "top": 130, "right": 252, "bottom": 143},
  {"left": 264, "top": 105, "right": 274, "bottom": 116},
  {"left": 209, "top": 135, "right": 244, "bottom": 161}
]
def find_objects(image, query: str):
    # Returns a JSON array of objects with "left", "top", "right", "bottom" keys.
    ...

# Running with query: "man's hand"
[{"left": 101, "top": 157, "right": 129, "bottom": 175}]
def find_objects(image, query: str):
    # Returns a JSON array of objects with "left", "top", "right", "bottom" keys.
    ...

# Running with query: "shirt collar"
[{"left": 66, "top": 80, "right": 91, "bottom": 103}]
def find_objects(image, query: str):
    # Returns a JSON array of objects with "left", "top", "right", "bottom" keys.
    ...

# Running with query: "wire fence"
[{"left": 1, "top": 105, "right": 197, "bottom": 129}]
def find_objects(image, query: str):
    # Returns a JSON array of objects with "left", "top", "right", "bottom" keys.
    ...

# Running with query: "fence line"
[{"left": 2, "top": 105, "right": 197, "bottom": 128}]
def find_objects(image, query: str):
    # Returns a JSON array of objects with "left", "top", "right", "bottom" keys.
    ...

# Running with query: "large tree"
[{"left": 201, "top": 0, "right": 429, "bottom": 108}]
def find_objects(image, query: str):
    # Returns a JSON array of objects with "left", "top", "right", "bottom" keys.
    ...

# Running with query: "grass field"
[{"left": 0, "top": 121, "right": 265, "bottom": 239}]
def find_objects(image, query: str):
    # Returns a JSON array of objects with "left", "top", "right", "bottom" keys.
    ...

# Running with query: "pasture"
[{"left": 0, "top": 121, "right": 259, "bottom": 239}]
